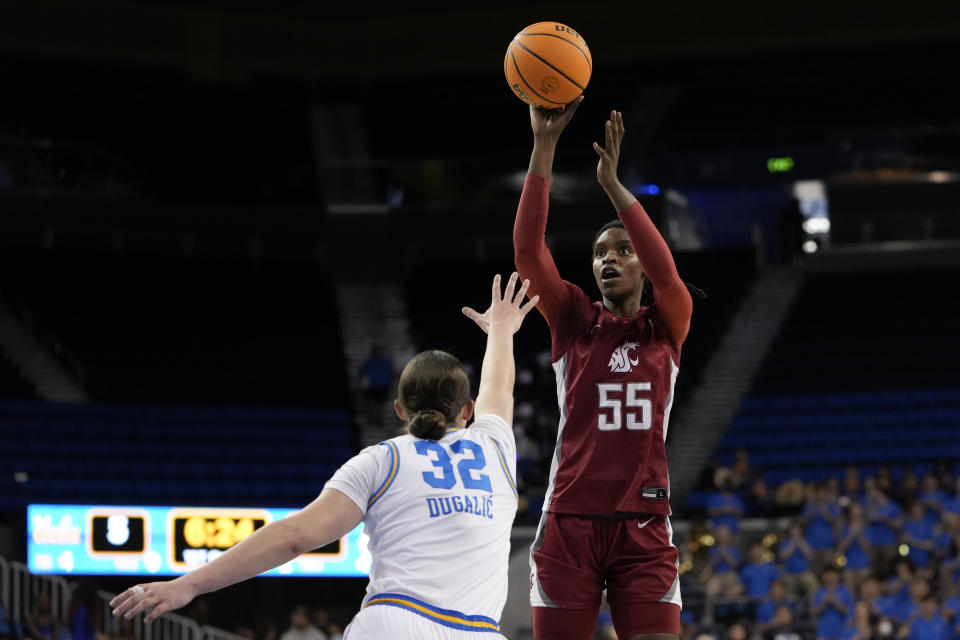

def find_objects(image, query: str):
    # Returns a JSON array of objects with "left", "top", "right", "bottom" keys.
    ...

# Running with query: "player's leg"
[
  {"left": 532, "top": 606, "right": 602, "bottom": 640},
  {"left": 530, "top": 513, "right": 605, "bottom": 640},
  {"left": 608, "top": 600, "right": 680, "bottom": 640},
  {"left": 606, "top": 515, "right": 682, "bottom": 640}
]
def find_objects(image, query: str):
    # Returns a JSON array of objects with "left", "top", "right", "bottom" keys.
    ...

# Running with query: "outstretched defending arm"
[
  {"left": 462, "top": 272, "right": 539, "bottom": 424},
  {"left": 593, "top": 110, "right": 693, "bottom": 344},
  {"left": 110, "top": 489, "right": 362, "bottom": 622}
]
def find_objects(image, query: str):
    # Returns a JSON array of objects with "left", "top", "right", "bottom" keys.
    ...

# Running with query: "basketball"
[{"left": 504, "top": 22, "right": 592, "bottom": 109}]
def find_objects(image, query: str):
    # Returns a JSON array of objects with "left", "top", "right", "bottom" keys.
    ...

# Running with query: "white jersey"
[{"left": 325, "top": 414, "right": 518, "bottom": 636}]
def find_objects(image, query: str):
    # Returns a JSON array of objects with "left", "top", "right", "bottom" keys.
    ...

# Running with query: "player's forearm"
[
  {"left": 475, "top": 326, "right": 515, "bottom": 420},
  {"left": 177, "top": 517, "right": 304, "bottom": 597},
  {"left": 615, "top": 194, "right": 681, "bottom": 290},
  {"left": 529, "top": 139, "right": 558, "bottom": 178},
  {"left": 601, "top": 178, "right": 637, "bottom": 213}
]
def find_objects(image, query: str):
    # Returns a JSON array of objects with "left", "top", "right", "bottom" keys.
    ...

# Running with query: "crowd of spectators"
[{"left": 681, "top": 455, "right": 960, "bottom": 640}]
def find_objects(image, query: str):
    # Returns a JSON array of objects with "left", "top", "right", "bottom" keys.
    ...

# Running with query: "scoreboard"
[{"left": 27, "top": 504, "right": 370, "bottom": 577}]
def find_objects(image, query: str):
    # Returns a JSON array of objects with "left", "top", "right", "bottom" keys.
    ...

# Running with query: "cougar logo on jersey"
[{"left": 608, "top": 341, "right": 641, "bottom": 373}]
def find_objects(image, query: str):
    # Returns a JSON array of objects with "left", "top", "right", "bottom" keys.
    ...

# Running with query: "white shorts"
[{"left": 344, "top": 604, "right": 507, "bottom": 640}]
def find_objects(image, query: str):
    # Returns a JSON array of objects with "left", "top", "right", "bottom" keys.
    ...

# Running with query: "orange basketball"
[{"left": 504, "top": 22, "right": 592, "bottom": 109}]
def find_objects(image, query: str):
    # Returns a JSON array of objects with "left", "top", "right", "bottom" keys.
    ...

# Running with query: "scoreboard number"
[
  {"left": 169, "top": 509, "right": 269, "bottom": 567},
  {"left": 88, "top": 509, "right": 149, "bottom": 555}
]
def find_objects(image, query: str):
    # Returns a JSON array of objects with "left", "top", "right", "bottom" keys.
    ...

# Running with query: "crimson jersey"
[{"left": 514, "top": 174, "right": 692, "bottom": 517}]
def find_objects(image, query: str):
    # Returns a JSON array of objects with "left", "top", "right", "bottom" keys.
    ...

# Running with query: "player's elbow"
[
  {"left": 280, "top": 518, "right": 312, "bottom": 557},
  {"left": 512, "top": 233, "right": 542, "bottom": 262}
]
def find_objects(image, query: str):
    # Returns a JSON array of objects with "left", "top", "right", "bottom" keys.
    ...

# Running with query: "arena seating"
[
  {"left": 706, "top": 267, "right": 960, "bottom": 492},
  {"left": 0, "top": 250, "right": 350, "bottom": 408},
  {"left": 0, "top": 401, "right": 356, "bottom": 513}
]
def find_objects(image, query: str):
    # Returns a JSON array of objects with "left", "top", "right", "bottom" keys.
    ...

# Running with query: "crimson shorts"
[{"left": 530, "top": 513, "right": 681, "bottom": 639}]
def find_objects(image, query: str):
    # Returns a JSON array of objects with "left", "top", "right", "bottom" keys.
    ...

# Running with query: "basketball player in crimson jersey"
[{"left": 514, "top": 96, "right": 692, "bottom": 640}]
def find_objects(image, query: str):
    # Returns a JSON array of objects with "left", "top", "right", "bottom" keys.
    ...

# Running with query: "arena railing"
[
  {"left": 6, "top": 560, "right": 71, "bottom": 629},
  {"left": 0, "top": 555, "right": 8, "bottom": 618},
  {"left": 0, "top": 556, "right": 243, "bottom": 640},
  {"left": 200, "top": 625, "right": 251, "bottom": 640}
]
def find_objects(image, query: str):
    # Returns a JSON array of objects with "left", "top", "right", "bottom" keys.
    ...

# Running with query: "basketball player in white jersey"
[{"left": 111, "top": 273, "right": 539, "bottom": 639}]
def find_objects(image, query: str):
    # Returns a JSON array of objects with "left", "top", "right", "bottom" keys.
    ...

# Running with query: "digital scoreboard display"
[{"left": 27, "top": 504, "right": 369, "bottom": 577}]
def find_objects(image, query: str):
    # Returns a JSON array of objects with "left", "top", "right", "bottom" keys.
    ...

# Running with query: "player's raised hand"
[
  {"left": 462, "top": 273, "right": 539, "bottom": 335},
  {"left": 530, "top": 95, "right": 583, "bottom": 142},
  {"left": 110, "top": 580, "right": 197, "bottom": 624},
  {"left": 593, "top": 109, "right": 625, "bottom": 188}
]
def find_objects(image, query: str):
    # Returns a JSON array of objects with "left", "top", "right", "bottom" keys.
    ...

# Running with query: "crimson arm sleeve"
[
  {"left": 618, "top": 201, "right": 693, "bottom": 345},
  {"left": 513, "top": 174, "right": 573, "bottom": 329}
]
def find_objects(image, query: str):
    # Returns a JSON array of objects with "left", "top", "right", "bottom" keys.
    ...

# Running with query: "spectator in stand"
[
  {"left": 840, "top": 466, "right": 862, "bottom": 508},
  {"left": 595, "top": 610, "right": 616, "bottom": 640},
  {"left": 948, "top": 477, "right": 960, "bottom": 516},
  {"left": 837, "top": 502, "right": 872, "bottom": 596},
  {"left": 254, "top": 616, "right": 279, "bottom": 640},
  {"left": 901, "top": 502, "right": 936, "bottom": 572},
  {"left": 727, "top": 621, "right": 750, "bottom": 640},
  {"left": 803, "top": 482, "right": 841, "bottom": 573},
  {"left": 891, "top": 577, "right": 932, "bottom": 627},
  {"left": 311, "top": 608, "right": 331, "bottom": 637},
  {"left": 232, "top": 624, "right": 255, "bottom": 639},
  {"left": 885, "top": 558, "right": 913, "bottom": 599},
  {"left": 109, "top": 618, "right": 136, "bottom": 640},
  {"left": 940, "top": 530, "right": 960, "bottom": 599},
  {"left": 326, "top": 622, "right": 343, "bottom": 640},
  {"left": 932, "top": 512, "right": 956, "bottom": 570},
  {"left": 778, "top": 522, "right": 819, "bottom": 599},
  {"left": 842, "top": 602, "right": 876, "bottom": 640},
  {"left": 897, "top": 595, "right": 950, "bottom": 640},
  {"left": 68, "top": 580, "right": 108, "bottom": 640},
  {"left": 940, "top": 530, "right": 960, "bottom": 584},
  {"left": 943, "top": 583, "right": 960, "bottom": 640},
  {"left": 859, "top": 577, "right": 893, "bottom": 622},
  {"left": 704, "top": 524, "right": 743, "bottom": 620},
  {"left": 279, "top": 606, "right": 327, "bottom": 640},
  {"left": 876, "top": 465, "right": 894, "bottom": 495},
  {"left": 679, "top": 610, "right": 698, "bottom": 640},
  {"left": 732, "top": 448, "right": 755, "bottom": 490},
  {"left": 25, "top": 591, "right": 59, "bottom": 640},
  {"left": 740, "top": 543, "right": 780, "bottom": 601},
  {"left": 812, "top": 567, "right": 854, "bottom": 640},
  {"left": 896, "top": 469, "right": 920, "bottom": 507},
  {"left": 357, "top": 344, "right": 394, "bottom": 425},
  {"left": 747, "top": 476, "right": 777, "bottom": 518},
  {"left": 756, "top": 579, "right": 796, "bottom": 635},
  {"left": 933, "top": 461, "right": 953, "bottom": 491},
  {"left": 763, "top": 606, "right": 802, "bottom": 640},
  {"left": 708, "top": 470, "right": 746, "bottom": 534},
  {"left": 0, "top": 602, "right": 10, "bottom": 640},
  {"left": 826, "top": 477, "right": 842, "bottom": 504},
  {"left": 918, "top": 474, "right": 949, "bottom": 526},
  {"left": 863, "top": 478, "right": 903, "bottom": 574}
]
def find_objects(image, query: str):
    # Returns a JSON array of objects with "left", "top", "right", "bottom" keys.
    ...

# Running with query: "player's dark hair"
[
  {"left": 398, "top": 350, "right": 470, "bottom": 441},
  {"left": 592, "top": 219, "right": 707, "bottom": 303}
]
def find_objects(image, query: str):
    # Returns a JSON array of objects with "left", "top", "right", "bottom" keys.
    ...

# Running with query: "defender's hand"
[{"left": 462, "top": 272, "right": 539, "bottom": 335}]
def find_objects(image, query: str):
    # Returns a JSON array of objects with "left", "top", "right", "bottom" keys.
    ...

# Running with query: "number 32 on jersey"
[{"left": 597, "top": 382, "right": 652, "bottom": 431}]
